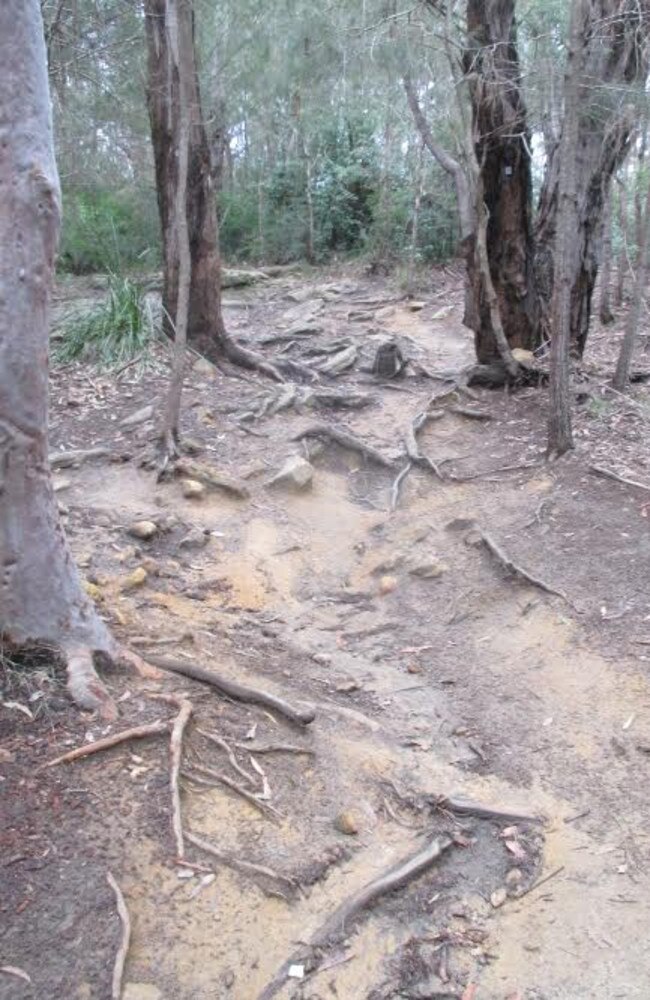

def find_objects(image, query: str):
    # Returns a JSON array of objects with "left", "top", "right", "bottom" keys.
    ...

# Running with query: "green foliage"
[
  {"left": 59, "top": 187, "right": 160, "bottom": 274},
  {"left": 55, "top": 274, "right": 154, "bottom": 367}
]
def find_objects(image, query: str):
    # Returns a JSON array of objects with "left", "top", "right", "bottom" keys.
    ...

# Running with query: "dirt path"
[{"left": 3, "top": 267, "right": 650, "bottom": 999}]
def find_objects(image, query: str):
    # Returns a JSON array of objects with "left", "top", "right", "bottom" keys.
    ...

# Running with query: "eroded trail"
[{"left": 3, "top": 269, "right": 650, "bottom": 1000}]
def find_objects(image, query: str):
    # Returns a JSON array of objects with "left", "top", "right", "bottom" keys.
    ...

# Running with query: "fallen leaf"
[
  {"left": 505, "top": 840, "right": 528, "bottom": 862},
  {"left": 2, "top": 701, "right": 33, "bottom": 720},
  {"left": 0, "top": 966, "right": 31, "bottom": 984},
  {"left": 490, "top": 887, "right": 507, "bottom": 908}
]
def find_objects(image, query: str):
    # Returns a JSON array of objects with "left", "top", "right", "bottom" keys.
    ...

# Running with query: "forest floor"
[{"left": 3, "top": 265, "right": 650, "bottom": 1000}]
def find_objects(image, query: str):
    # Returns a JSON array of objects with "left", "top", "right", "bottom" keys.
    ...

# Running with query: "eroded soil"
[{"left": 3, "top": 266, "right": 650, "bottom": 1000}]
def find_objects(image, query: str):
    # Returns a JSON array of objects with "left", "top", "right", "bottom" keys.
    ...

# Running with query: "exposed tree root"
[
  {"left": 106, "top": 871, "right": 131, "bottom": 1000},
  {"left": 186, "top": 831, "right": 295, "bottom": 889},
  {"left": 257, "top": 835, "right": 454, "bottom": 1000},
  {"left": 477, "top": 528, "right": 575, "bottom": 609},
  {"left": 449, "top": 405, "right": 493, "bottom": 421},
  {"left": 390, "top": 462, "right": 413, "bottom": 511},
  {"left": 148, "top": 655, "right": 315, "bottom": 726},
  {"left": 433, "top": 794, "right": 542, "bottom": 825},
  {"left": 49, "top": 447, "right": 112, "bottom": 469},
  {"left": 223, "top": 335, "right": 284, "bottom": 383},
  {"left": 233, "top": 741, "right": 315, "bottom": 756},
  {"left": 151, "top": 693, "right": 193, "bottom": 860},
  {"left": 589, "top": 464, "right": 650, "bottom": 493},
  {"left": 184, "top": 766, "right": 281, "bottom": 821},
  {"left": 43, "top": 718, "right": 169, "bottom": 768},
  {"left": 64, "top": 644, "right": 118, "bottom": 721},
  {"left": 117, "top": 646, "right": 163, "bottom": 680},
  {"left": 197, "top": 727, "right": 256, "bottom": 785},
  {"left": 292, "top": 423, "right": 396, "bottom": 468}
]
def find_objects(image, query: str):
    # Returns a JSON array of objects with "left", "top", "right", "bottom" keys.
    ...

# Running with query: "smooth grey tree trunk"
[
  {"left": 613, "top": 172, "right": 650, "bottom": 389},
  {"left": 0, "top": 0, "right": 116, "bottom": 715}
]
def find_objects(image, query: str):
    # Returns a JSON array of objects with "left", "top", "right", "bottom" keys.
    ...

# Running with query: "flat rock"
[
  {"left": 178, "top": 528, "right": 210, "bottom": 551},
  {"left": 267, "top": 456, "right": 313, "bottom": 491},
  {"left": 406, "top": 300, "right": 426, "bottom": 311},
  {"left": 174, "top": 459, "right": 250, "bottom": 500},
  {"left": 408, "top": 557, "right": 447, "bottom": 579},
  {"left": 181, "top": 479, "right": 206, "bottom": 500},
  {"left": 120, "top": 404, "right": 154, "bottom": 428},
  {"left": 128, "top": 520, "right": 158, "bottom": 541}
]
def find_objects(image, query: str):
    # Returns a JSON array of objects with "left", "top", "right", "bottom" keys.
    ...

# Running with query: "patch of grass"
[{"left": 54, "top": 274, "right": 154, "bottom": 367}]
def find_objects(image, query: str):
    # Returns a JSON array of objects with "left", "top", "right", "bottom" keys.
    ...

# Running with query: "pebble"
[
  {"left": 378, "top": 574, "right": 398, "bottom": 595},
  {"left": 178, "top": 528, "right": 210, "bottom": 551},
  {"left": 182, "top": 479, "right": 206, "bottom": 500},
  {"left": 267, "top": 455, "right": 314, "bottom": 491},
  {"left": 313, "top": 652, "right": 332, "bottom": 666},
  {"left": 409, "top": 557, "right": 447, "bottom": 579},
  {"left": 128, "top": 520, "right": 158, "bottom": 541},
  {"left": 335, "top": 810, "right": 360, "bottom": 835}
]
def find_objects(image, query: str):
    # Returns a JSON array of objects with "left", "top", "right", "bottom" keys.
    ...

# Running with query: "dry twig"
[
  {"left": 184, "top": 766, "right": 281, "bottom": 821},
  {"left": 257, "top": 835, "right": 453, "bottom": 1000},
  {"left": 43, "top": 720, "right": 169, "bottom": 768},
  {"left": 107, "top": 871, "right": 131, "bottom": 1000},
  {"left": 186, "top": 831, "right": 294, "bottom": 888},
  {"left": 197, "top": 727, "right": 256, "bottom": 785},
  {"left": 589, "top": 464, "right": 650, "bottom": 493},
  {"left": 478, "top": 528, "right": 574, "bottom": 609},
  {"left": 152, "top": 694, "right": 193, "bottom": 860}
]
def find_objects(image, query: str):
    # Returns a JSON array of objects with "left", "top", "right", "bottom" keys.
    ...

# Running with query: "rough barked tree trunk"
[
  {"left": 616, "top": 176, "right": 629, "bottom": 305},
  {"left": 536, "top": 0, "right": 650, "bottom": 358},
  {"left": 613, "top": 161, "right": 650, "bottom": 388},
  {"left": 548, "top": 0, "right": 585, "bottom": 457},
  {"left": 599, "top": 184, "right": 615, "bottom": 324},
  {"left": 0, "top": 0, "right": 116, "bottom": 716},
  {"left": 143, "top": 0, "right": 282, "bottom": 380},
  {"left": 463, "top": 0, "right": 540, "bottom": 364}
]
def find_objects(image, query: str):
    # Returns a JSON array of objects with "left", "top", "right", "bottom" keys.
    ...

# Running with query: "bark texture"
[
  {"left": 464, "top": 0, "right": 540, "bottom": 363},
  {"left": 144, "top": 0, "right": 225, "bottom": 360},
  {"left": 536, "top": 0, "right": 650, "bottom": 357},
  {"left": 0, "top": 1, "right": 114, "bottom": 710},
  {"left": 613, "top": 167, "right": 650, "bottom": 388}
]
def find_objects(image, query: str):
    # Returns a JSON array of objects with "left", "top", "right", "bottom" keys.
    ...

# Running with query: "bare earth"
[{"left": 2, "top": 266, "right": 650, "bottom": 1000}]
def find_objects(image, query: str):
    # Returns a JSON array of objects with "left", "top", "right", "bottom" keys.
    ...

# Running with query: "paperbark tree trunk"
[{"left": 0, "top": 0, "right": 116, "bottom": 715}]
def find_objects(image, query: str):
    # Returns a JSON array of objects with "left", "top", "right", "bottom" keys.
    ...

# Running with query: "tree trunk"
[
  {"left": 616, "top": 177, "right": 628, "bottom": 306},
  {"left": 0, "top": 0, "right": 115, "bottom": 716},
  {"left": 463, "top": 0, "right": 540, "bottom": 364},
  {"left": 599, "top": 185, "right": 614, "bottom": 324},
  {"left": 536, "top": 0, "right": 650, "bottom": 358},
  {"left": 548, "top": 0, "right": 585, "bottom": 457},
  {"left": 613, "top": 165, "right": 650, "bottom": 389},
  {"left": 159, "top": 0, "right": 192, "bottom": 461},
  {"left": 143, "top": 0, "right": 282, "bottom": 380}
]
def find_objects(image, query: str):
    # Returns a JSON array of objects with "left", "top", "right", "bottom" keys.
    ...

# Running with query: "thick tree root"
[
  {"left": 148, "top": 655, "right": 315, "bottom": 726},
  {"left": 64, "top": 644, "right": 117, "bottom": 720},
  {"left": 478, "top": 528, "right": 575, "bottom": 609},
  {"left": 257, "top": 835, "right": 454, "bottom": 1000},
  {"left": 223, "top": 335, "right": 285, "bottom": 383},
  {"left": 106, "top": 872, "right": 131, "bottom": 1000},
  {"left": 292, "top": 423, "right": 396, "bottom": 468}
]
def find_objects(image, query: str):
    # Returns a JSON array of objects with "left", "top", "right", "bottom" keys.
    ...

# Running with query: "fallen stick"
[
  {"left": 152, "top": 694, "right": 193, "bottom": 861},
  {"left": 148, "top": 655, "right": 315, "bottom": 726},
  {"left": 186, "top": 831, "right": 295, "bottom": 888},
  {"left": 450, "top": 460, "right": 542, "bottom": 482},
  {"left": 478, "top": 528, "right": 574, "bottom": 609},
  {"left": 257, "top": 835, "right": 453, "bottom": 1000},
  {"left": 43, "top": 719, "right": 169, "bottom": 768},
  {"left": 107, "top": 871, "right": 131, "bottom": 1000},
  {"left": 449, "top": 405, "right": 493, "bottom": 421},
  {"left": 515, "top": 865, "right": 564, "bottom": 900},
  {"left": 49, "top": 447, "right": 111, "bottom": 469},
  {"left": 435, "top": 795, "right": 541, "bottom": 825},
  {"left": 235, "top": 742, "right": 315, "bottom": 756},
  {"left": 589, "top": 465, "right": 650, "bottom": 494},
  {"left": 184, "top": 767, "right": 281, "bottom": 821},
  {"left": 197, "top": 727, "right": 256, "bottom": 785},
  {"left": 292, "top": 423, "right": 395, "bottom": 468}
]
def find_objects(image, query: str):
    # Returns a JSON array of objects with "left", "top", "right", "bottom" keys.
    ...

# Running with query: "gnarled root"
[
  {"left": 64, "top": 643, "right": 117, "bottom": 720},
  {"left": 223, "top": 336, "right": 285, "bottom": 383}
]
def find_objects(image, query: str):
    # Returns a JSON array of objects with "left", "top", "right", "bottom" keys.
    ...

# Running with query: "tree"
[
  {"left": 0, "top": 0, "right": 118, "bottom": 716},
  {"left": 613, "top": 166, "right": 650, "bottom": 388},
  {"left": 143, "top": 0, "right": 280, "bottom": 378},
  {"left": 547, "top": 0, "right": 584, "bottom": 457}
]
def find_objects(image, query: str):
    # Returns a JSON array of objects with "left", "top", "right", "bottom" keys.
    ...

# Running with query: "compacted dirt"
[{"left": 2, "top": 266, "right": 650, "bottom": 1000}]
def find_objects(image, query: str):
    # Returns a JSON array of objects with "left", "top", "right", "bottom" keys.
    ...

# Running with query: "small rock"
[
  {"left": 193, "top": 356, "right": 217, "bottom": 377},
  {"left": 408, "top": 557, "right": 447, "bottom": 579},
  {"left": 464, "top": 529, "right": 483, "bottom": 548},
  {"left": 407, "top": 300, "right": 426, "bottom": 311},
  {"left": 128, "top": 520, "right": 158, "bottom": 541},
  {"left": 407, "top": 662, "right": 423, "bottom": 674},
  {"left": 53, "top": 477, "right": 72, "bottom": 493},
  {"left": 370, "top": 551, "right": 405, "bottom": 574},
  {"left": 512, "top": 348, "right": 537, "bottom": 369},
  {"left": 313, "top": 652, "right": 332, "bottom": 666},
  {"left": 120, "top": 404, "right": 154, "bottom": 428},
  {"left": 182, "top": 437, "right": 205, "bottom": 456},
  {"left": 267, "top": 455, "right": 314, "bottom": 491},
  {"left": 121, "top": 567, "right": 148, "bottom": 592},
  {"left": 378, "top": 574, "right": 398, "bottom": 595},
  {"left": 335, "top": 810, "right": 360, "bottom": 835},
  {"left": 95, "top": 514, "right": 112, "bottom": 528},
  {"left": 182, "top": 479, "right": 206, "bottom": 500},
  {"left": 336, "top": 680, "right": 361, "bottom": 693},
  {"left": 123, "top": 986, "right": 163, "bottom": 1000},
  {"left": 178, "top": 528, "right": 210, "bottom": 551},
  {"left": 505, "top": 868, "right": 523, "bottom": 887},
  {"left": 140, "top": 557, "right": 160, "bottom": 576},
  {"left": 0, "top": 747, "right": 15, "bottom": 763},
  {"left": 490, "top": 887, "right": 508, "bottom": 909}
]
